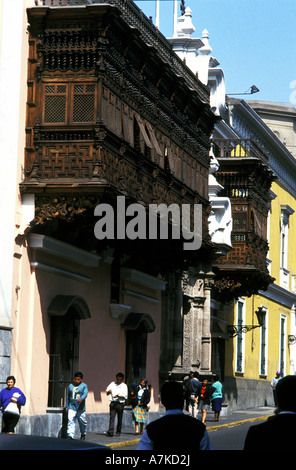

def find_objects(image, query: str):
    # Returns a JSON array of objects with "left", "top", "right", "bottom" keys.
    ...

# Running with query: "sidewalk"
[{"left": 83, "top": 406, "right": 275, "bottom": 449}]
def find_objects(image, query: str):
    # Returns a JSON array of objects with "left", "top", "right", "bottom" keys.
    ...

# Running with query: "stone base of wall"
[
  {"left": 222, "top": 376, "right": 274, "bottom": 412},
  {"left": 6, "top": 407, "right": 163, "bottom": 439}
]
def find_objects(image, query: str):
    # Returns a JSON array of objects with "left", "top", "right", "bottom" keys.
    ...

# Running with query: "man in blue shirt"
[{"left": 65, "top": 371, "right": 88, "bottom": 440}]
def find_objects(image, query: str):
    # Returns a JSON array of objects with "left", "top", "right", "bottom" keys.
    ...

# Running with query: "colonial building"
[
  {"left": 1, "top": 0, "right": 286, "bottom": 435},
  {"left": 248, "top": 101, "right": 296, "bottom": 370},
  {"left": 2, "top": 0, "right": 221, "bottom": 435},
  {"left": 220, "top": 98, "right": 296, "bottom": 408},
  {"left": 169, "top": 5, "right": 278, "bottom": 409},
  {"left": 248, "top": 101, "right": 296, "bottom": 159},
  {"left": 167, "top": 4, "right": 234, "bottom": 387}
]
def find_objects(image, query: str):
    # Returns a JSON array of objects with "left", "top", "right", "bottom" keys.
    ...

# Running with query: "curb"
[
  {"left": 106, "top": 438, "right": 141, "bottom": 449},
  {"left": 105, "top": 414, "right": 273, "bottom": 449},
  {"left": 206, "top": 414, "right": 272, "bottom": 432}
]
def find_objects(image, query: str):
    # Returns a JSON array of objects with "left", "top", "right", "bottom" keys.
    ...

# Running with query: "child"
[{"left": 65, "top": 371, "right": 88, "bottom": 440}]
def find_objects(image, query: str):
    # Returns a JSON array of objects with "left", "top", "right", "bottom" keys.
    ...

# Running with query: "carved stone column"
[
  {"left": 160, "top": 268, "right": 215, "bottom": 381},
  {"left": 182, "top": 270, "right": 205, "bottom": 372},
  {"left": 200, "top": 273, "right": 215, "bottom": 373}
]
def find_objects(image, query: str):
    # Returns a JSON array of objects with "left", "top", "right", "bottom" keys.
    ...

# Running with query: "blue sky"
[{"left": 134, "top": 0, "right": 296, "bottom": 105}]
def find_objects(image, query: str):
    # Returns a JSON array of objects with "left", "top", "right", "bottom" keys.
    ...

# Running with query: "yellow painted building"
[{"left": 223, "top": 100, "right": 296, "bottom": 409}]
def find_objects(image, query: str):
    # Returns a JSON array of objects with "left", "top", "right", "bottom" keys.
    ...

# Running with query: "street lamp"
[
  {"left": 288, "top": 335, "right": 296, "bottom": 345},
  {"left": 227, "top": 85, "right": 260, "bottom": 96},
  {"left": 227, "top": 306, "right": 265, "bottom": 338}
]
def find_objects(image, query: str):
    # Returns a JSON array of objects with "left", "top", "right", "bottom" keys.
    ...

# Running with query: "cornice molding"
[{"left": 259, "top": 282, "right": 296, "bottom": 309}]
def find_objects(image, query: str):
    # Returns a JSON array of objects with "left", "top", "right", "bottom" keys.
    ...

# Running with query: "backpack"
[
  {"left": 189, "top": 378, "right": 200, "bottom": 395},
  {"left": 127, "top": 383, "right": 139, "bottom": 407},
  {"left": 140, "top": 388, "right": 150, "bottom": 408}
]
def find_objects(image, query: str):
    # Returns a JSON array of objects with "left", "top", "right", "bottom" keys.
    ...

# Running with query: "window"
[
  {"left": 211, "top": 338, "right": 225, "bottom": 381},
  {"left": 266, "top": 190, "right": 277, "bottom": 273},
  {"left": 260, "top": 307, "right": 267, "bottom": 376},
  {"left": 281, "top": 231, "right": 287, "bottom": 269},
  {"left": 43, "top": 82, "right": 96, "bottom": 125},
  {"left": 73, "top": 84, "right": 96, "bottom": 123},
  {"left": 48, "top": 311, "right": 80, "bottom": 408},
  {"left": 235, "top": 299, "right": 245, "bottom": 373},
  {"left": 125, "top": 324, "right": 148, "bottom": 385},
  {"left": 280, "top": 205, "right": 294, "bottom": 289},
  {"left": 44, "top": 84, "right": 67, "bottom": 123},
  {"left": 280, "top": 205, "right": 294, "bottom": 268},
  {"left": 279, "top": 315, "right": 286, "bottom": 376}
]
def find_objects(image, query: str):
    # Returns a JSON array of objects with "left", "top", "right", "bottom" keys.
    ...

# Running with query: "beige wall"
[{"left": 11, "top": 240, "right": 162, "bottom": 416}]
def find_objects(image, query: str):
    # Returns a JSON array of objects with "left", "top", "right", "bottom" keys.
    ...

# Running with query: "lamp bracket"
[
  {"left": 227, "top": 324, "right": 261, "bottom": 338},
  {"left": 288, "top": 335, "right": 296, "bottom": 345}
]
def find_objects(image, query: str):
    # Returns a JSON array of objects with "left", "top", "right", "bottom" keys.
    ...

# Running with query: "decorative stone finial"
[
  {"left": 176, "top": 6, "right": 195, "bottom": 37},
  {"left": 199, "top": 29, "right": 212, "bottom": 55}
]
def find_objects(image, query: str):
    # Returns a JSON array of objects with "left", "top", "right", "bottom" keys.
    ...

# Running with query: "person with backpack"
[
  {"left": 127, "top": 383, "right": 139, "bottom": 410},
  {"left": 197, "top": 378, "right": 212, "bottom": 424},
  {"left": 188, "top": 372, "right": 200, "bottom": 418},
  {"left": 137, "top": 381, "right": 213, "bottom": 451},
  {"left": 133, "top": 378, "right": 150, "bottom": 435}
]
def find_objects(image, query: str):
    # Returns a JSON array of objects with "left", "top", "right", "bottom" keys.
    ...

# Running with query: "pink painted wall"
[{"left": 11, "top": 245, "right": 162, "bottom": 416}]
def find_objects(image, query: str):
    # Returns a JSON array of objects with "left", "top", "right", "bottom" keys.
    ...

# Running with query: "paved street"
[
  {"left": 116, "top": 422, "right": 256, "bottom": 450},
  {"left": 208, "top": 421, "right": 254, "bottom": 450},
  {"left": 83, "top": 406, "right": 275, "bottom": 451}
]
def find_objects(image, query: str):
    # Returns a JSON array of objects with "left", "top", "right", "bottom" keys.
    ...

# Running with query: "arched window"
[
  {"left": 122, "top": 313, "right": 155, "bottom": 385},
  {"left": 47, "top": 295, "right": 90, "bottom": 408}
]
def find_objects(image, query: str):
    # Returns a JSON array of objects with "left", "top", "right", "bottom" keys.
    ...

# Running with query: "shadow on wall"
[{"left": 223, "top": 376, "right": 274, "bottom": 411}]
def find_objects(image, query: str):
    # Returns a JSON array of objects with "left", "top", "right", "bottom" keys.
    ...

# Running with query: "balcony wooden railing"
[
  {"left": 32, "top": 0, "right": 210, "bottom": 104},
  {"left": 212, "top": 137, "right": 274, "bottom": 300},
  {"left": 213, "top": 138, "right": 269, "bottom": 164}
]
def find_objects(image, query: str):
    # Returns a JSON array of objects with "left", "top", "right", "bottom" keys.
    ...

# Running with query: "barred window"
[
  {"left": 43, "top": 82, "right": 96, "bottom": 125},
  {"left": 73, "top": 84, "right": 95, "bottom": 123},
  {"left": 44, "top": 84, "right": 67, "bottom": 123}
]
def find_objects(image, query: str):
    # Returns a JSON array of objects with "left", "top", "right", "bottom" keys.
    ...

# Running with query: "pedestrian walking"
[
  {"left": 65, "top": 371, "right": 88, "bottom": 440},
  {"left": 211, "top": 375, "right": 223, "bottom": 422},
  {"left": 197, "top": 378, "right": 211, "bottom": 424},
  {"left": 0, "top": 376, "right": 26, "bottom": 434},
  {"left": 105, "top": 372, "right": 128, "bottom": 437},
  {"left": 183, "top": 373, "right": 191, "bottom": 412},
  {"left": 244, "top": 375, "right": 296, "bottom": 449},
  {"left": 133, "top": 378, "right": 150, "bottom": 435},
  {"left": 188, "top": 371, "right": 200, "bottom": 418},
  {"left": 137, "top": 381, "right": 213, "bottom": 451},
  {"left": 270, "top": 371, "right": 281, "bottom": 406}
]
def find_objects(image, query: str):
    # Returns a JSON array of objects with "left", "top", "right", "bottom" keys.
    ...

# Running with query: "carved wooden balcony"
[
  {"left": 211, "top": 138, "right": 275, "bottom": 301},
  {"left": 21, "top": 1, "right": 217, "bottom": 269}
]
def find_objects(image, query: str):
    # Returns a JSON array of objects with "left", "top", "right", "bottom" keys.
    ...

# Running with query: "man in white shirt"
[
  {"left": 270, "top": 371, "right": 281, "bottom": 406},
  {"left": 105, "top": 372, "right": 128, "bottom": 437}
]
